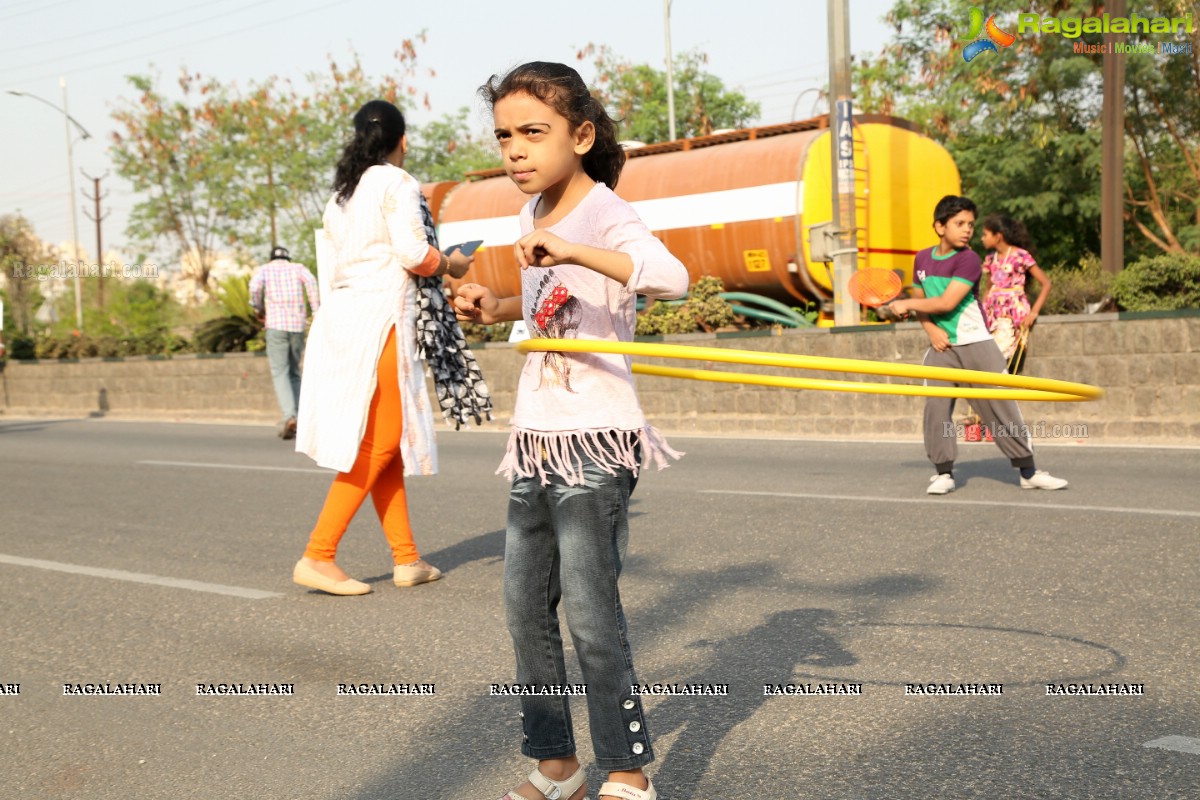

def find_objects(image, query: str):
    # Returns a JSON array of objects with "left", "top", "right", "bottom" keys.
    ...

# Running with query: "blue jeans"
[
  {"left": 504, "top": 449, "right": 653, "bottom": 772},
  {"left": 265, "top": 329, "right": 305, "bottom": 422}
]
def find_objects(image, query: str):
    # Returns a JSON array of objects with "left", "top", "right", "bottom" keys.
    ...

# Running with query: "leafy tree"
[
  {"left": 581, "top": 45, "right": 761, "bottom": 143},
  {"left": 1122, "top": 28, "right": 1200, "bottom": 254},
  {"left": 855, "top": 0, "right": 1199, "bottom": 265},
  {"left": 110, "top": 44, "right": 429, "bottom": 297},
  {"left": 407, "top": 107, "right": 500, "bottom": 181},
  {"left": 229, "top": 47, "right": 431, "bottom": 268},
  {"left": 0, "top": 213, "right": 50, "bottom": 335},
  {"left": 81, "top": 279, "right": 180, "bottom": 340},
  {"left": 37, "top": 266, "right": 180, "bottom": 343},
  {"left": 110, "top": 73, "right": 246, "bottom": 300},
  {"left": 26, "top": 276, "right": 189, "bottom": 359}
]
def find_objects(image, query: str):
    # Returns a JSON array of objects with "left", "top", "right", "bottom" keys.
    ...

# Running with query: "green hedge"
[
  {"left": 7, "top": 331, "right": 192, "bottom": 359},
  {"left": 1111, "top": 252, "right": 1200, "bottom": 311}
]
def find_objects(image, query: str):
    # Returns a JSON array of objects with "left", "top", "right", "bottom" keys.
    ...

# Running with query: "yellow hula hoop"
[{"left": 515, "top": 339, "right": 1104, "bottom": 402}]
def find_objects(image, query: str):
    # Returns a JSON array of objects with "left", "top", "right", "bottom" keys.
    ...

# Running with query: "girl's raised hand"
[
  {"left": 515, "top": 230, "right": 573, "bottom": 269},
  {"left": 453, "top": 283, "right": 499, "bottom": 324}
]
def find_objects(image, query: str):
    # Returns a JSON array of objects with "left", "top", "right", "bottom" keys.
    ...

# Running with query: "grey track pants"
[{"left": 922, "top": 339, "right": 1036, "bottom": 473}]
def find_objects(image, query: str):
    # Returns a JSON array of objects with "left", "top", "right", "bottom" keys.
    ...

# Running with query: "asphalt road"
[{"left": 2, "top": 417, "right": 1199, "bottom": 799}]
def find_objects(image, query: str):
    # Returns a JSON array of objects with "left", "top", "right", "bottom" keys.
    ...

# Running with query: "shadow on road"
[
  {"left": 0, "top": 417, "right": 84, "bottom": 434},
  {"left": 648, "top": 607, "right": 859, "bottom": 798}
]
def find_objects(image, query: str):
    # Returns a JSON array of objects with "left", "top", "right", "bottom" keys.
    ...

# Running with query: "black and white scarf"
[{"left": 415, "top": 194, "right": 494, "bottom": 429}]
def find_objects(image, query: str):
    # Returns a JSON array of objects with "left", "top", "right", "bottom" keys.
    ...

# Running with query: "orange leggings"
[{"left": 303, "top": 328, "right": 419, "bottom": 565}]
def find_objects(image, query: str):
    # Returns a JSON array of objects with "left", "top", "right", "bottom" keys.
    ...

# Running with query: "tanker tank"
[{"left": 427, "top": 115, "right": 960, "bottom": 307}]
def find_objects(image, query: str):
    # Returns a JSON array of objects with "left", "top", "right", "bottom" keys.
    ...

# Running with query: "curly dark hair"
[
  {"left": 480, "top": 61, "right": 625, "bottom": 189},
  {"left": 982, "top": 213, "right": 1037, "bottom": 259},
  {"left": 332, "top": 100, "right": 405, "bottom": 204},
  {"left": 932, "top": 195, "right": 978, "bottom": 226}
]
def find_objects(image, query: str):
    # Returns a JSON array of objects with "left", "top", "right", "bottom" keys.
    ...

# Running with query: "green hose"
[
  {"left": 728, "top": 305, "right": 803, "bottom": 327},
  {"left": 721, "top": 292, "right": 813, "bottom": 327},
  {"left": 637, "top": 290, "right": 814, "bottom": 327},
  {"left": 720, "top": 292, "right": 800, "bottom": 318}
]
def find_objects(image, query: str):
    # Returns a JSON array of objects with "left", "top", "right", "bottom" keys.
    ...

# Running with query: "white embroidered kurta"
[{"left": 296, "top": 164, "right": 438, "bottom": 475}]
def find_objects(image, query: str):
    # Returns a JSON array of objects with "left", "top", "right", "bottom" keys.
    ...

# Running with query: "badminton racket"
[{"left": 848, "top": 268, "right": 905, "bottom": 321}]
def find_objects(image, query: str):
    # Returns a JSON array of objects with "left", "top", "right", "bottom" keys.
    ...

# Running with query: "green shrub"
[
  {"left": 31, "top": 331, "right": 190, "bottom": 359},
  {"left": 6, "top": 334, "right": 35, "bottom": 359},
  {"left": 213, "top": 273, "right": 259, "bottom": 322},
  {"left": 684, "top": 276, "right": 738, "bottom": 330},
  {"left": 636, "top": 276, "right": 737, "bottom": 336},
  {"left": 1111, "top": 252, "right": 1200, "bottom": 311},
  {"left": 636, "top": 301, "right": 700, "bottom": 336},
  {"left": 194, "top": 316, "right": 261, "bottom": 353},
  {"left": 460, "top": 321, "right": 514, "bottom": 344},
  {"left": 791, "top": 302, "right": 820, "bottom": 326},
  {"left": 192, "top": 274, "right": 264, "bottom": 353},
  {"left": 1040, "top": 255, "right": 1115, "bottom": 315}
]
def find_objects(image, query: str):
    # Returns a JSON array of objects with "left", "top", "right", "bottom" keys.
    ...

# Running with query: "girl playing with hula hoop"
[{"left": 453, "top": 62, "right": 688, "bottom": 800}]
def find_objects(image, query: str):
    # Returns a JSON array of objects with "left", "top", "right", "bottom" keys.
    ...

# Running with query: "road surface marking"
[
  {"left": 0, "top": 554, "right": 282, "bottom": 599},
  {"left": 139, "top": 460, "right": 331, "bottom": 474},
  {"left": 701, "top": 490, "right": 1200, "bottom": 519},
  {"left": 1143, "top": 736, "right": 1200, "bottom": 755}
]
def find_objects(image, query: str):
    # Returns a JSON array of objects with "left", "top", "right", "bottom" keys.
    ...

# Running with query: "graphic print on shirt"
[{"left": 529, "top": 271, "right": 581, "bottom": 392}]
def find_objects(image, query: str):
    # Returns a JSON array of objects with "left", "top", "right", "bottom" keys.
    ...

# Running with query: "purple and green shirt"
[{"left": 912, "top": 247, "right": 992, "bottom": 346}]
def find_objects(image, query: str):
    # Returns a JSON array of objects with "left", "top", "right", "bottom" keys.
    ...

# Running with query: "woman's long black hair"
[
  {"left": 480, "top": 62, "right": 625, "bottom": 189},
  {"left": 982, "top": 214, "right": 1037, "bottom": 260},
  {"left": 332, "top": 100, "right": 405, "bottom": 204}
]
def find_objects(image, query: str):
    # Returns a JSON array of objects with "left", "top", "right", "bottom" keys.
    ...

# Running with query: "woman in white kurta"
[{"left": 293, "top": 99, "right": 463, "bottom": 596}]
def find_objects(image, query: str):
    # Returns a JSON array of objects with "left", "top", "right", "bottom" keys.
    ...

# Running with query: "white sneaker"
[
  {"left": 927, "top": 473, "right": 956, "bottom": 495},
  {"left": 1021, "top": 470, "right": 1069, "bottom": 490}
]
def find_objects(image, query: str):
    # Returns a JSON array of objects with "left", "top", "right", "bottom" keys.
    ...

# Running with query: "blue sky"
[{"left": 0, "top": 0, "right": 898, "bottom": 256}]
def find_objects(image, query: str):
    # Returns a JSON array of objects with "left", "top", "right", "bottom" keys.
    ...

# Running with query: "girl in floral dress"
[{"left": 979, "top": 214, "right": 1053, "bottom": 370}]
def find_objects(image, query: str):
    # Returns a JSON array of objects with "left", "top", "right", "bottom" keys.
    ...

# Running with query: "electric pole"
[
  {"left": 1101, "top": 0, "right": 1126, "bottom": 274},
  {"left": 828, "top": 0, "right": 860, "bottom": 325},
  {"left": 81, "top": 170, "right": 110, "bottom": 308}
]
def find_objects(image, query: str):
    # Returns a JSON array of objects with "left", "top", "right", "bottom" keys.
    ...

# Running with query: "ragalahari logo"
[{"left": 963, "top": 7, "right": 1017, "bottom": 61}]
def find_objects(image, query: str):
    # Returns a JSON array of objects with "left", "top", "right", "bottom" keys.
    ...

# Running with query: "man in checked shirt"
[{"left": 250, "top": 246, "right": 320, "bottom": 440}]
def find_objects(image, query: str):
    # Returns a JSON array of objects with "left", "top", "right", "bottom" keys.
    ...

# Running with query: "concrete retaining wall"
[{"left": 3, "top": 312, "right": 1197, "bottom": 444}]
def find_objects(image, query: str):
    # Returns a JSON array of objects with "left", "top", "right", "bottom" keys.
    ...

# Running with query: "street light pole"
[
  {"left": 6, "top": 80, "right": 92, "bottom": 332},
  {"left": 791, "top": 87, "right": 823, "bottom": 121},
  {"left": 62, "top": 78, "right": 84, "bottom": 332},
  {"left": 663, "top": 0, "right": 676, "bottom": 142}
]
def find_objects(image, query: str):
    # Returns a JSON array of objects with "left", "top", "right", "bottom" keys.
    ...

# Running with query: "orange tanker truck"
[{"left": 424, "top": 114, "right": 960, "bottom": 322}]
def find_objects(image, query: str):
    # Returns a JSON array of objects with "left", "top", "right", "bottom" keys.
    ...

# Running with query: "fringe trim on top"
[{"left": 498, "top": 426, "right": 684, "bottom": 486}]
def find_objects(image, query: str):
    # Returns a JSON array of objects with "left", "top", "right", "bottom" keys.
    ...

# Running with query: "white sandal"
[
  {"left": 502, "top": 764, "right": 587, "bottom": 800},
  {"left": 598, "top": 779, "right": 657, "bottom": 800}
]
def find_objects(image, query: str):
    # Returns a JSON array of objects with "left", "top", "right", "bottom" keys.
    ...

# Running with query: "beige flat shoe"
[
  {"left": 293, "top": 559, "right": 371, "bottom": 596},
  {"left": 393, "top": 560, "right": 442, "bottom": 587},
  {"left": 501, "top": 764, "right": 587, "bottom": 800},
  {"left": 598, "top": 779, "right": 657, "bottom": 800}
]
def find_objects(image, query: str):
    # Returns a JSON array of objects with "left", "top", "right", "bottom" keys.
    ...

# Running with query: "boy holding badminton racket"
[{"left": 888, "top": 195, "right": 1068, "bottom": 496}]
